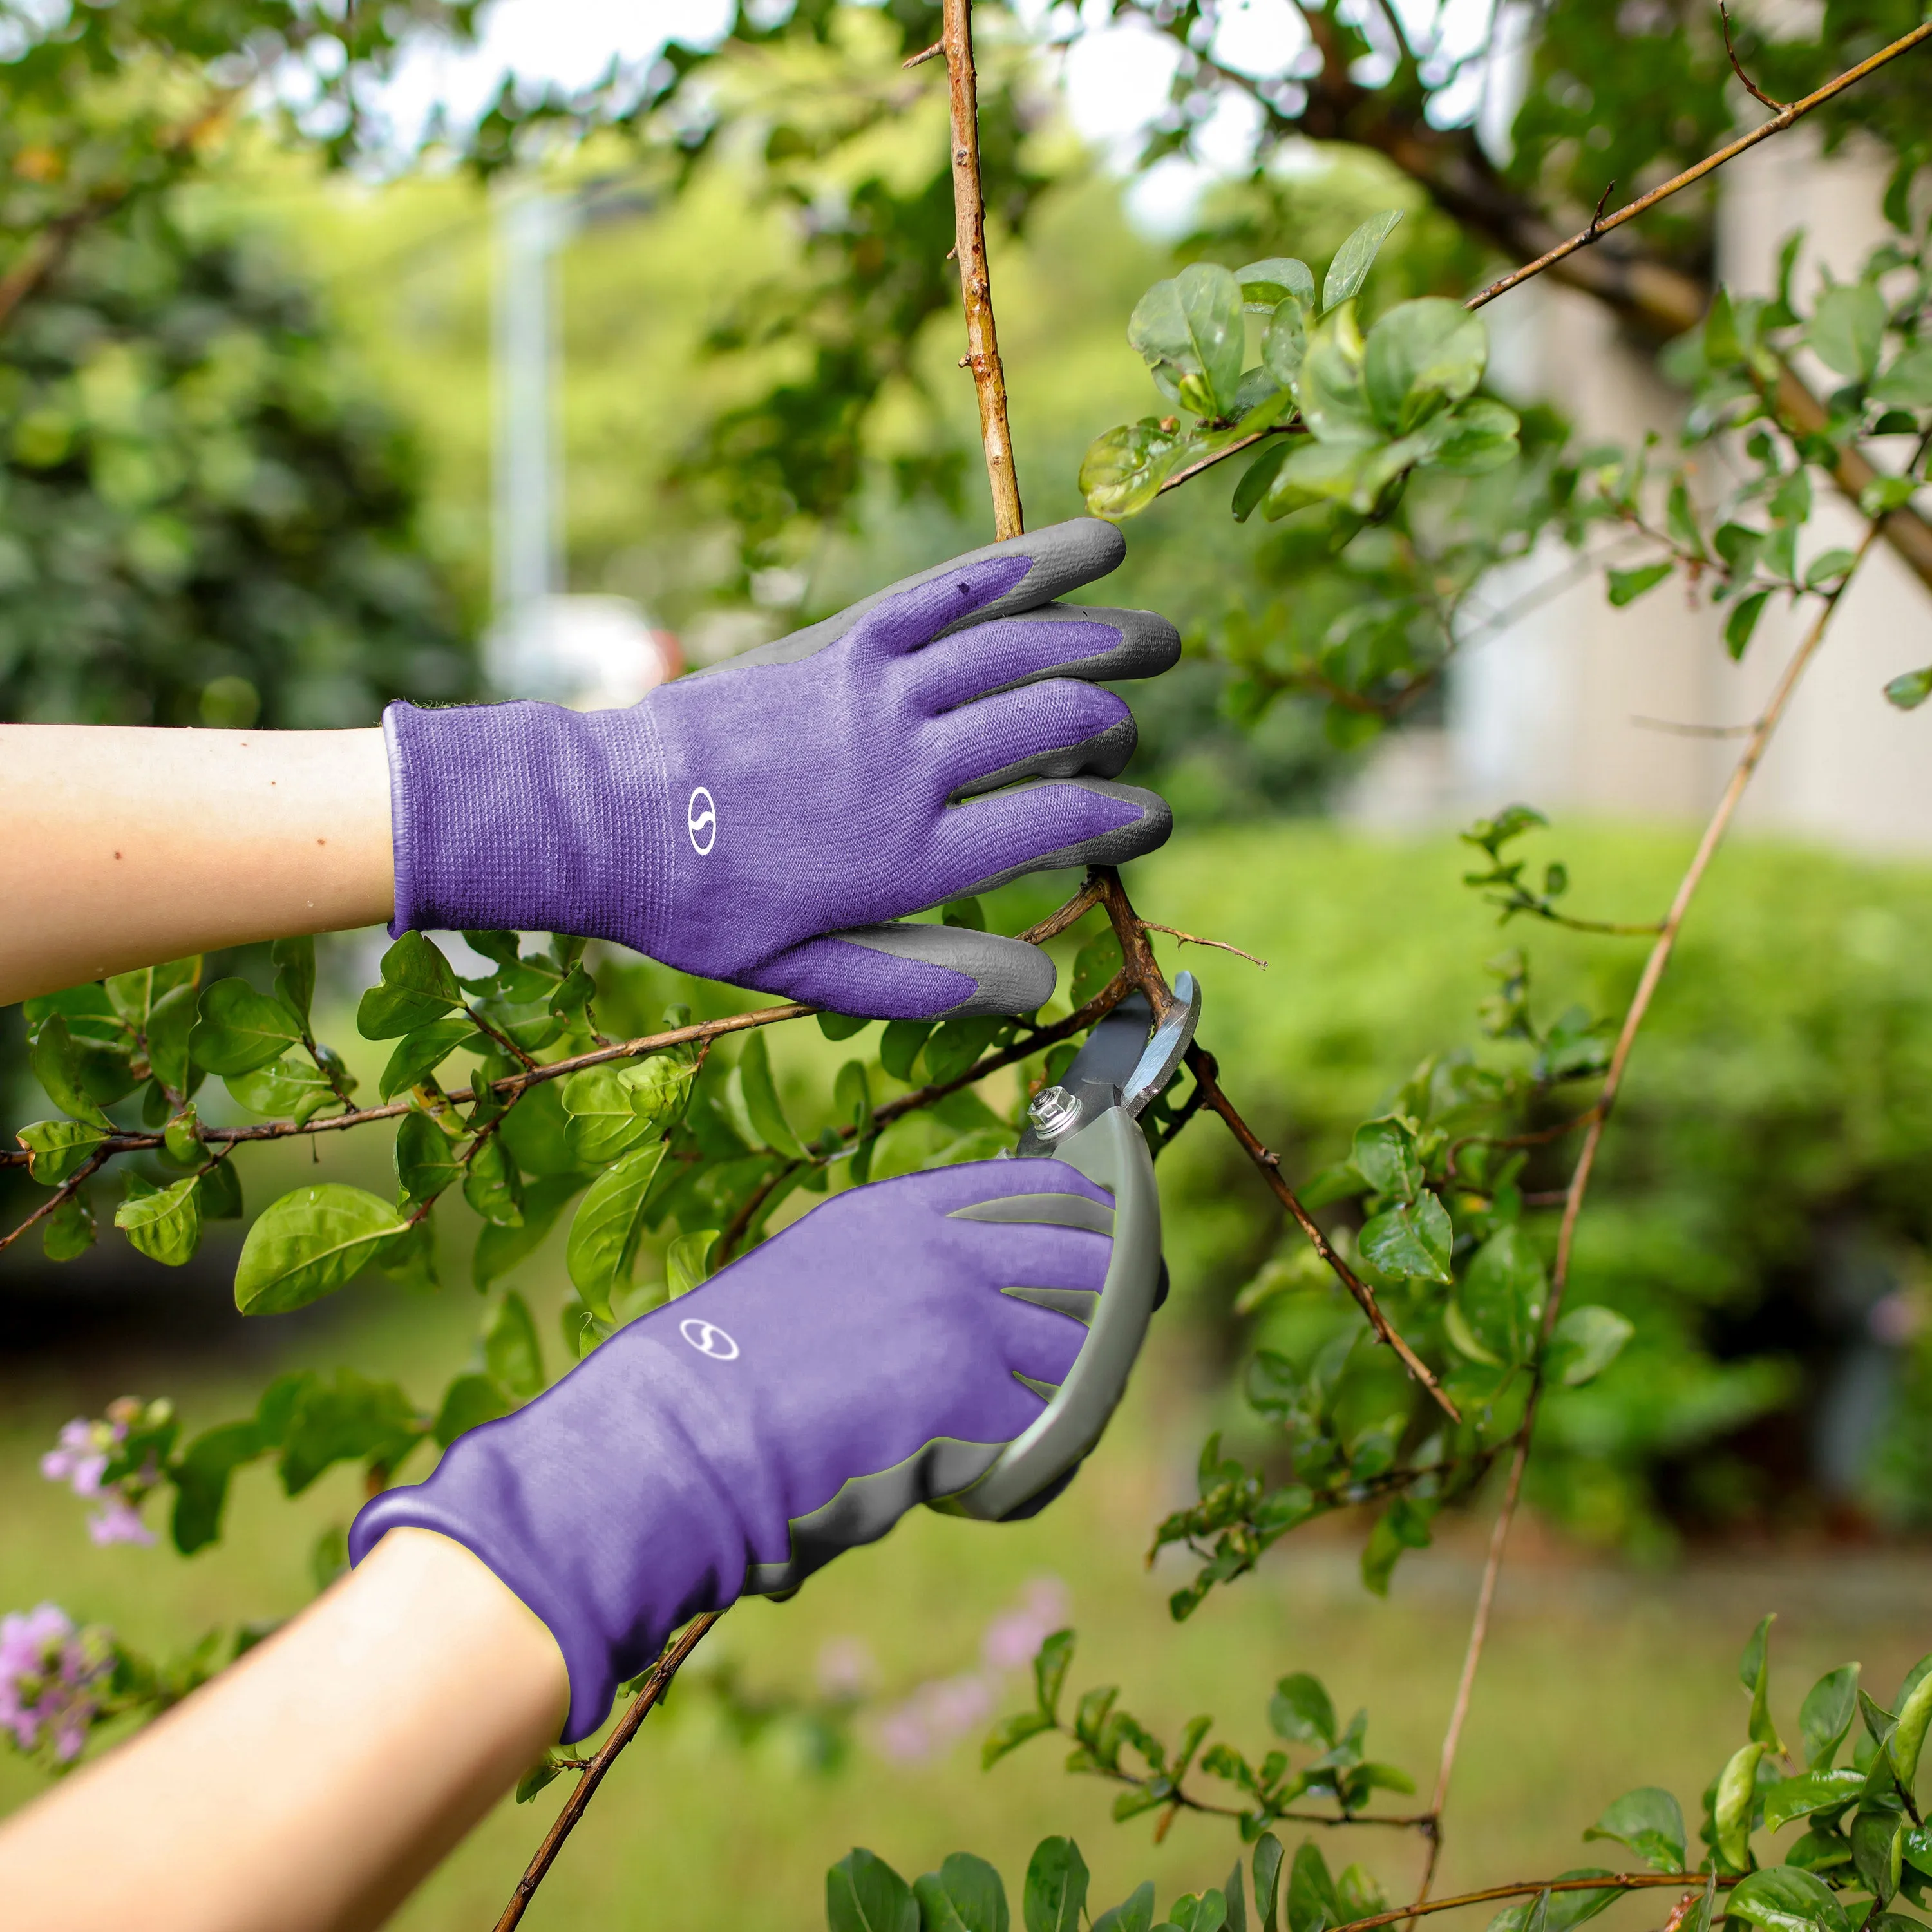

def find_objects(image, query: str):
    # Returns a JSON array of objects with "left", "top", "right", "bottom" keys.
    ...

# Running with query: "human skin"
[
  {"left": 0, "top": 1528, "right": 569, "bottom": 1932},
  {"left": 0, "top": 724, "right": 393, "bottom": 1007}
]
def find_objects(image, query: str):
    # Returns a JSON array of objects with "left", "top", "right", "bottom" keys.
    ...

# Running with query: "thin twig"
[
  {"left": 1414, "top": 510, "right": 1889, "bottom": 1906},
  {"left": 493, "top": 1611, "right": 723, "bottom": 1931},
  {"left": 1466, "top": 21, "right": 1931, "bottom": 311},
  {"left": 0, "top": 1150, "right": 109, "bottom": 1255},
  {"left": 1349, "top": 1872, "right": 1738, "bottom": 1932},
  {"left": 1719, "top": 2, "right": 1786, "bottom": 112},
  {"left": 1185, "top": 1045, "right": 1461, "bottom": 1425},
  {"left": 1629, "top": 715, "right": 1754, "bottom": 738},
  {"left": 1139, "top": 922, "right": 1269, "bottom": 969},
  {"left": 939, "top": 0, "right": 1023, "bottom": 538}
]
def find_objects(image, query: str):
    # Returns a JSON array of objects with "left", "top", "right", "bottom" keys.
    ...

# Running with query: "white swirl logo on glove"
[
  {"left": 679, "top": 1317, "right": 739, "bottom": 1361},
  {"left": 687, "top": 786, "right": 717, "bottom": 855}
]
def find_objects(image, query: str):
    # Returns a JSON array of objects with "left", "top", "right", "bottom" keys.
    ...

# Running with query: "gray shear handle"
[{"left": 949, "top": 1106, "right": 1161, "bottom": 1522}]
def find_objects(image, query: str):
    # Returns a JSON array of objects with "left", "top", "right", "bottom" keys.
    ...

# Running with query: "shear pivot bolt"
[{"left": 1028, "top": 1085, "right": 1081, "bottom": 1141}]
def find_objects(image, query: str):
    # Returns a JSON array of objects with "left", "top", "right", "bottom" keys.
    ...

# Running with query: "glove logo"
[
  {"left": 686, "top": 786, "right": 717, "bottom": 855},
  {"left": 679, "top": 1316, "right": 739, "bottom": 1361}
]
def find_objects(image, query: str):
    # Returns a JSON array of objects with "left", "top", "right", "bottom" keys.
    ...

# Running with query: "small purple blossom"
[
  {"left": 0, "top": 1604, "right": 115, "bottom": 1765},
  {"left": 39, "top": 1396, "right": 168, "bottom": 1549},
  {"left": 867, "top": 1575, "right": 1071, "bottom": 1764},
  {"left": 815, "top": 1637, "right": 877, "bottom": 1702}
]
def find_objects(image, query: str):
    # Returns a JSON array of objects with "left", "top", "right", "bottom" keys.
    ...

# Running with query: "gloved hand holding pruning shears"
[{"left": 0, "top": 523, "right": 1195, "bottom": 1932}]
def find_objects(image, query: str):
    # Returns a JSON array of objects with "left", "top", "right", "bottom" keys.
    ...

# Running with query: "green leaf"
[
  {"left": 1456, "top": 1226, "right": 1546, "bottom": 1364},
  {"left": 1359, "top": 1192, "right": 1454, "bottom": 1285},
  {"left": 1703, "top": 286, "right": 1742, "bottom": 368},
  {"left": 923, "top": 1016, "right": 1004, "bottom": 1087},
  {"left": 740, "top": 1031, "right": 808, "bottom": 1157},
  {"left": 169, "top": 1418, "right": 267, "bottom": 1554},
  {"left": 1361, "top": 1494, "right": 1435, "bottom": 1596},
  {"left": 1425, "top": 397, "right": 1521, "bottom": 475},
  {"left": 356, "top": 932, "right": 463, "bottom": 1040},
  {"left": 483, "top": 1289, "right": 545, "bottom": 1399},
  {"left": 1080, "top": 419, "right": 1185, "bottom": 520},
  {"left": 817, "top": 1010, "right": 871, "bottom": 1043},
  {"left": 16, "top": 1119, "right": 109, "bottom": 1185},
  {"left": 145, "top": 981, "right": 201, "bottom": 1095},
  {"left": 1801, "top": 1667, "right": 1861, "bottom": 1771},
  {"left": 515, "top": 1754, "right": 565, "bottom": 1805},
  {"left": 1725, "top": 1864, "right": 1850, "bottom": 1932},
  {"left": 106, "top": 957, "right": 198, "bottom": 1030},
  {"left": 1808, "top": 283, "right": 1887, "bottom": 383},
  {"left": 1129, "top": 263, "right": 1245, "bottom": 417},
  {"left": 1764, "top": 1769, "right": 1869, "bottom": 1831},
  {"left": 380, "top": 1019, "right": 482, "bottom": 1101},
  {"left": 1334, "top": 1866, "right": 1382, "bottom": 1920},
  {"left": 225, "top": 1053, "right": 337, "bottom": 1123},
  {"left": 189, "top": 978, "right": 305, "bottom": 1076},
  {"left": 1023, "top": 1838, "right": 1088, "bottom": 1932},
  {"left": 981, "top": 1709, "right": 1055, "bottom": 1768},
  {"left": 1293, "top": 308, "right": 1375, "bottom": 445},
  {"left": 667, "top": 1228, "right": 719, "bottom": 1298},
  {"left": 1168, "top": 1893, "right": 1227, "bottom": 1932},
  {"left": 1583, "top": 1787, "right": 1687, "bottom": 1871},
  {"left": 1236, "top": 257, "right": 1315, "bottom": 313},
  {"left": 1094, "top": 1884, "right": 1157, "bottom": 1932},
  {"left": 116, "top": 1172, "right": 202, "bottom": 1267},
  {"left": 1607, "top": 562, "right": 1674, "bottom": 607},
  {"left": 463, "top": 1133, "right": 524, "bottom": 1227},
  {"left": 565, "top": 1141, "right": 667, "bottom": 1320},
  {"left": 914, "top": 1855, "right": 1010, "bottom": 1932},
  {"left": 1486, "top": 1876, "right": 1620, "bottom": 1932},
  {"left": 473, "top": 1173, "right": 583, "bottom": 1291},
  {"left": 1546, "top": 1306, "right": 1634, "bottom": 1387},
  {"left": 880, "top": 1019, "right": 936, "bottom": 1083},
  {"left": 1725, "top": 589, "right": 1772, "bottom": 660},
  {"left": 1323, "top": 211, "right": 1402, "bottom": 312},
  {"left": 234, "top": 1184, "right": 408, "bottom": 1315},
  {"left": 1070, "top": 932, "right": 1124, "bottom": 1011},
  {"left": 562, "top": 1065, "right": 656, "bottom": 1164},
  {"left": 1232, "top": 439, "right": 1294, "bottom": 522},
  {"left": 1350, "top": 1116, "right": 1421, "bottom": 1202},
  {"left": 271, "top": 936, "right": 316, "bottom": 1029},
  {"left": 1362, "top": 298, "right": 1486, "bottom": 434},
  {"left": 275, "top": 1368, "right": 421, "bottom": 1494},
  {"left": 1714, "top": 1739, "right": 1767, "bottom": 1870},
  {"left": 1861, "top": 475, "right": 1921, "bottom": 518},
  {"left": 30, "top": 1015, "right": 113, "bottom": 1125},
  {"left": 1033, "top": 1629, "right": 1074, "bottom": 1719},
  {"left": 1871, "top": 343, "right": 1932, "bottom": 408},
  {"left": 1269, "top": 1672, "right": 1337, "bottom": 1746},
  {"left": 433, "top": 1371, "right": 512, "bottom": 1448},
  {"left": 1890, "top": 1665, "right": 1932, "bottom": 1786},
  {"left": 1804, "top": 548, "right": 1859, "bottom": 592},
  {"left": 395, "top": 1110, "right": 466, "bottom": 1207},
  {"left": 828, "top": 1850, "right": 920, "bottom": 1932},
  {"left": 1284, "top": 1842, "right": 1339, "bottom": 1932},
  {"left": 1253, "top": 1837, "right": 1285, "bottom": 1932},
  {"left": 1262, "top": 301, "right": 1309, "bottom": 388},
  {"left": 43, "top": 1191, "right": 97, "bottom": 1262},
  {"left": 1740, "top": 1615, "right": 1785, "bottom": 1754}
]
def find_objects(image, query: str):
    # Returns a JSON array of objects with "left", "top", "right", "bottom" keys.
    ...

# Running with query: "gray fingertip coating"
[
  {"left": 706, "top": 519, "right": 1126, "bottom": 674},
  {"left": 954, "top": 714, "right": 1137, "bottom": 800},
  {"left": 834, "top": 923, "right": 1057, "bottom": 1018},
  {"left": 953, "top": 778, "right": 1173, "bottom": 899},
  {"left": 972, "top": 604, "right": 1182, "bottom": 695}
]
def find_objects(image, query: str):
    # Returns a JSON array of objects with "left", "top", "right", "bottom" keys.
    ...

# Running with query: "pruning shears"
[{"left": 952, "top": 971, "right": 1203, "bottom": 1522}]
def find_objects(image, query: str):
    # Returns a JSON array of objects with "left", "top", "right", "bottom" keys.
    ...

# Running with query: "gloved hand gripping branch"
[
  {"left": 383, "top": 520, "right": 1179, "bottom": 1019},
  {"left": 348, "top": 1160, "right": 1122, "bottom": 1742}
]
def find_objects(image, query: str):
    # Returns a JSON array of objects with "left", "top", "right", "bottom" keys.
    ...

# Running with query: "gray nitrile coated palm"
[
  {"left": 348, "top": 1159, "right": 1122, "bottom": 1741},
  {"left": 383, "top": 520, "right": 1178, "bottom": 1018}
]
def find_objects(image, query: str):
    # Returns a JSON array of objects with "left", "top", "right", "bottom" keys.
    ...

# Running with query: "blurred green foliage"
[{"left": 0, "top": 195, "right": 469, "bottom": 726}]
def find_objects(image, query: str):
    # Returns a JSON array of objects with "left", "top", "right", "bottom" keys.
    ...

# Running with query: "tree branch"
[
  {"left": 493, "top": 1611, "right": 724, "bottom": 1932},
  {"left": 941, "top": 0, "right": 1023, "bottom": 539}
]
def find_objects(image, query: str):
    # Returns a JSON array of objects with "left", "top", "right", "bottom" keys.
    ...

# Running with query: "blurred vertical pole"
[{"left": 491, "top": 182, "right": 566, "bottom": 683}]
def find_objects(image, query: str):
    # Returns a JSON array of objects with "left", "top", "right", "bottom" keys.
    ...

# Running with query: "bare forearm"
[
  {"left": 0, "top": 1529, "right": 568, "bottom": 1932},
  {"left": 0, "top": 725, "right": 394, "bottom": 1005}
]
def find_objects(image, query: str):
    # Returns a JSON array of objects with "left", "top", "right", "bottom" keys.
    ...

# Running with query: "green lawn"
[{"left": 5, "top": 822, "right": 1931, "bottom": 1927}]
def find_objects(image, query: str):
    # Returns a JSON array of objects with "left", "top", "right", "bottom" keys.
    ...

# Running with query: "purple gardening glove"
[
  {"left": 384, "top": 520, "right": 1177, "bottom": 1020},
  {"left": 348, "top": 1160, "right": 1121, "bottom": 1742}
]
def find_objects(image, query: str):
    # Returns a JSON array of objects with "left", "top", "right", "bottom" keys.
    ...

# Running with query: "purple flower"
[
  {"left": 87, "top": 1497, "right": 156, "bottom": 1547},
  {"left": 40, "top": 1421, "right": 108, "bottom": 1499},
  {"left": 0, "top": 1604, "right": 113, "bottom": 1763},
  {"left": 980, "top": 1575, "right": 1072, "bottom": 1671},
  {"left": 815, "top": 1637, "right": 876, "bottom": 1702}
]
